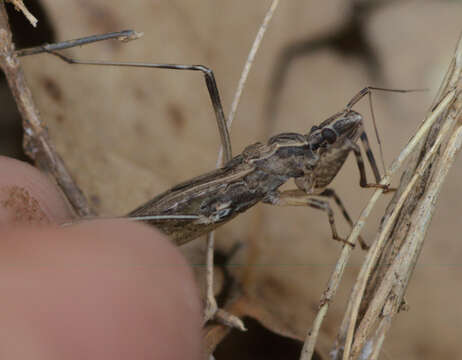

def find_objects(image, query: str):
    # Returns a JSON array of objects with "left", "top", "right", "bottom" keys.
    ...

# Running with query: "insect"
[
  {"left": 17, "top": 30, "right": 415, "bottom": 328},
  {"left": 17, "top": 30, "right": 409, "bottom": 248},
  {"left": 129, "top": 88, "right": 391, "bottom": 249}
]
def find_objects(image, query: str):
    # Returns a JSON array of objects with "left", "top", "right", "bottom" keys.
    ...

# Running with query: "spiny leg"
[
  {"left": 263, "top": 189, "right": 355, "bottom": 248},
  {"left": 319, "top": 189, "right": 369, "bottom": 250}
]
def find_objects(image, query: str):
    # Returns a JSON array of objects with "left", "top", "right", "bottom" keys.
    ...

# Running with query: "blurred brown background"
[{"left": 1, "top": 0, "right": 462, "bottom": 358}]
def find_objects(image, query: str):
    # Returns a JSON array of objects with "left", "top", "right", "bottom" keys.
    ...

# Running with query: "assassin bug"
[{"left": 16, "top": 30, "right": 417, "bottom": 329}]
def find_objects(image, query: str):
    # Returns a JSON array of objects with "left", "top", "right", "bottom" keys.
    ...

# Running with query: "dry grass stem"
[
  {"left": 338, "top": 33, "right": 462, "bottom": 359},
  {"left": 343, "top": 94, "right": 458, "bottom": 359},
  {"left": 351, "top": 120, "right": 462, "bottom": 358},
  {"left": 216, "top": 0, "right": 281, "bottom": 168},
  {"left": 226, "top": 0, "right": 280, "bottom": 132},
  {"left": 363, "top": 125, "right": 462, "bottom": 359},
  {"left": 300, "top": 37, "right": 460, "bottom": 360},
  {"left": 6, "top": 0, "right": 37, "bottom": 27}
]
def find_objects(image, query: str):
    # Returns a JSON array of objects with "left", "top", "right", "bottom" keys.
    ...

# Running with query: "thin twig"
[
  {"left": 6, "top": 0, "right": 37, "bottom": 27},
  {"left": 227, "top": 0, "right": 280, "bottom": 130},
  {"left": 204, "top": 0, "right": 281, "bottom": 338},
  {"left": 215, "top": 0, "right": 281, "bottom": 168},
  {"left": 0, "top": 2, "right": 92, "bottom": 216}
]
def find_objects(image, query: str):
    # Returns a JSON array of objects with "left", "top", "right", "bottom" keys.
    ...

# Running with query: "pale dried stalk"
[
  {"left": 299, "top": 88, "right": 455, "bottom": 360},
  {"left": 364, "top": 125, "right": 462, "bottom": 360},
  {"left": 6, "top": 0, "right": 37, "bottom": 27},
  {"left": 215, "top": 0, "right": 281, "bottom": 167},
  {"left": 344, "top": 97, "right": 459, "bottom": 359},
  {"left": 368, "top": 315, "right": 389, "bottom": 360},
  {"left": 227, "top": 0, "right": 280, "bottom": 129},
  {"left": 338, "top": 32, "right": 462, "bottom": 359}
]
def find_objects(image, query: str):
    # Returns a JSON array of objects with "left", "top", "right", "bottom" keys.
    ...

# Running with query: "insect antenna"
[
  {"left": 345, "top": 86, "right": 426, "bottom": 177},
  {"left": 124, "top": 214, "right": 201, "bottom": 222},
  {"left": 60, "top": 214, "right": 202, "bottom": 227}
]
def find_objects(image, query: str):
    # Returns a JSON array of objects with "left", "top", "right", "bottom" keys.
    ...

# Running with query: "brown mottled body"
[
  {"left": 130, "top": 108, "right": 379, "bottom": 247},
  {"left": 130, "top": 134, "right": 318, "bottom": 245}
]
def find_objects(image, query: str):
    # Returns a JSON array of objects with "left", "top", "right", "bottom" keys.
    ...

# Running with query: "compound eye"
[
  {"left": 310, "top": 125, "right": 319, "bottom": 133},
  {"left": 321, "top": 128, "right": 337, "bottom": 144},
  {"left": 309, "top": 132, "right": 323, "bottom": 151}
]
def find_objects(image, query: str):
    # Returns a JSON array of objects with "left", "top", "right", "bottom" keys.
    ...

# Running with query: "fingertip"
[
  {"left": 0, "top": 220, "right": 203, "bottom": 359},
  {"left": 0, "top": 156, "right": 74, "bottom": 224}
]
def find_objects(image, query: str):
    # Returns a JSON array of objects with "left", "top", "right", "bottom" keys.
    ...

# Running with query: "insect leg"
[
  {"left": 346, "top": 86, "right": 426, "bottom": 178},
  {"left": 347, "top": 138, "right": 392, "bottom": 191},
  {"left": 263, "top": 190, "right": 355, "bottom": 247},
  {"left": 306, "top": 198, "right": 348, "bottom": 245},
  {"left": 54, "top": 53, "right": 232, "bottom": 163},
  {"left": 318, "top": 189, "right": 369, "bottom": 250},
  {"left": 344, "top": 86, "right": 417, "bottom": 111},
  {"left": 18, "top": 35, "right": 232, "bottom": 162},
  {"left": 15, "top": 30, "right": 140, "bottom": 57},
  {"left": 358, "top": 131, "right": 381, "bottom": 183}
]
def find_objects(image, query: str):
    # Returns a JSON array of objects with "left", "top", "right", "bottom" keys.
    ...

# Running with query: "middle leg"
[
  {"left": 263, "top": 189, "right": 356, "bottom": 247},
  {"left": 318, "top": 188, "right": 369, "bottom": 249}
]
